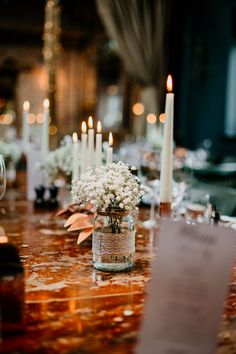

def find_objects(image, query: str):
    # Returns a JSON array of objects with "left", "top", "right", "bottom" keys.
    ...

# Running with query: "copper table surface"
[{"left": 0, "top": 194, "right": 236, "bottom": 354}]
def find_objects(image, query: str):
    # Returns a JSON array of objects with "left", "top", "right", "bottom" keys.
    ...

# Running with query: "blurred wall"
[{"left": 171, "top": 0, "right": 236, "bottom": 158}]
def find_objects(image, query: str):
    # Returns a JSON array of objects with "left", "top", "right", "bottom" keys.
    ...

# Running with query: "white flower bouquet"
[
  {"left": 0, "top": 139, "right": 22, "bottom": 167},
  {"left": 71, "top": 161, "right": 146, "bottom": 213},
  {"left": 42, "top": 143, "right": 73, "bottom": 183}
]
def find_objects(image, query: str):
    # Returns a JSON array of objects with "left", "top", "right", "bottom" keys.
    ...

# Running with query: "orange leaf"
[
  {"left": 68, "top": 204, "right": 78, "bottom": 213},
  {"left": 77, "top": 228, "right": 93, "bottom": 245},
  {"left": 87, "top": 214, "right": 95, "bottom": 222},
  {"left": 85, "top": 203, "right": 94, "bottom": 211},
  {"left": 67, "top": 221, "right": 94, "bottom": 232},
  {"left": 55, "top": 207, "right": 70, "bottom": 217},
  {"left": 64, "top": 213, "right": 89, "bottom": 227}
]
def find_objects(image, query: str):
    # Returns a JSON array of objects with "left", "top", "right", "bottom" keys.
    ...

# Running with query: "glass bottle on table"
[
  {"left": 0, "top": 239, "right": 25, "bottom": 337},
  {"left": 0, "top": 155, "right": 6, "bottom": 200},
  {"left": 0, "top": 155, "right": 25, "bottom": 337},
  {"left": 139, "top": 149, "right": 161, "bottom": 229}
]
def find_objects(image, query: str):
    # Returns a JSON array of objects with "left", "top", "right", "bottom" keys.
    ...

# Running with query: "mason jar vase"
[{"left": 92, "top": 209, "right": 135, "bottom": 272}]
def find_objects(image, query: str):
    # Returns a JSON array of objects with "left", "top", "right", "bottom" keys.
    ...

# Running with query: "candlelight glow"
[
  {"left": 27, "top": 113, "right": 36, "bottom": 124},
  {"left": 72, "top": 132, "right": 78, "bottom": 143},
  {"left": 43, "top": 98, "right": 50, "bottom": 109},
  {"left": 166, "top": 75, "right": 173, "bottom": 92},
  {"left": 0, "top": 114, "right": 13, "bottom": 125},
  {"left": 88, "top": 116, "right": 93, "bottom": 129},
  {"left": 0, "top": 235, "right": 8, "bottom": 243},
  {"left": 108, "top": 132, "right": 113, "bottom": 146},
  {"left": 159, "top": 113, "right": 166, "bottom": 123},
  {"left": 23, "top": 101, "right": 30, "bottom": 111},
  {"left": 36, "top": 113, "right": 45, "bottom": 124},
  {"left": 132, "top": 102, "right": 145, "bottom": 115},
  {"left": 49, "top": 125, "right": 57, "bottom": 135},
  {"left": 97, "top": 121, "right": 101, "bottom": 133},
  {"left": 107, "top": 85, "right": 118, "bottom": 96},
  {"left": 82, "top": 121, "right": 87, "bottom": 133},
  {"left": 147, "top": 113, "right": 157, "bottom": 124}
]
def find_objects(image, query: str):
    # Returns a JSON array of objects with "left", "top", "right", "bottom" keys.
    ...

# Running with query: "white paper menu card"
[{"left": 137, "top": 220, "right": 236, "bottom": 354}]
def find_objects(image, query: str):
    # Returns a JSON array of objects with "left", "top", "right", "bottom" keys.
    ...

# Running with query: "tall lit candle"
[
  {"left": 159, "top": 75, "right": 174, "bottom": 205},
  {"left": 81, "top": 121, "right": 87, "bottom": 175},
  {"left": 87, "top": 116, "right": 94, "bottom": 168},
  {"left": 96, "top": 121, "right": 102, "bottom": 168},
  {"left": 41, "top": 98, "right": 49, "bottom": 159},
  {"left": 72, "top": 132, "right": 79, "bottom": 181},
  {"left": 22, "top": 101, "right": 30, "bottom": 152},
  {"left": 107, "top": 132, "right": 113, "bottom": 164}
]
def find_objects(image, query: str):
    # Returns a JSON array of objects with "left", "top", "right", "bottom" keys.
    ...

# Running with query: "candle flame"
[
  {"left": 72, "top": 132, "right": 78, "bottom": 143},
  {"left": 159, "top": 113, "right": 165, "bottom": 123},
  {"left": 43, "top": 98, "right": 50, "bottom": 109},
  {"left": 108, "top": 132, "right": 113, "bottom": 146},
  {"left": 88, "top": 116, "right": 93, "bottom": 129},
  {"left": 23, "top": 101, "right": 30, "bottom": 110},
  {"left": 166, "top": 75, "right": 173, "bottom": 92},
  {"left": 81, "top": 121, "right": 87, "bottom": 133},
  {"left": 97, "top": 121, "right": 101, "bottom": 133}
]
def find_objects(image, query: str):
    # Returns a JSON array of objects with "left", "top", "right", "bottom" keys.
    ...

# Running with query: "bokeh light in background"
[
  {"left": 27, "top": 114, "right": 36, "bottom": 125},
  {"left": 146, "top": 113, "right": 157, "bottom": 124},
  {"left": 49, "top": 125, "right": 58, "bottom": 135},
  {"left": 159, "top": 113, "right": 165, "bottom": 123},
  {"left": 132, "top": 102, "right": 144, "bottom": 116}
]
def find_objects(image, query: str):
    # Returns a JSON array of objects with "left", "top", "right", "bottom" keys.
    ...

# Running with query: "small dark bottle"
[
  {"left": 211, "top": 205, "right": 221, "bottom": 225},
  {"left": 34, "top": 184, "right": 46, "bottom": 208},
  {"left": 0, "top": 236, "right": 25, "bottom": 337},
  {"left": 47, "top": 185, "right": 59, "bottom": 209}
]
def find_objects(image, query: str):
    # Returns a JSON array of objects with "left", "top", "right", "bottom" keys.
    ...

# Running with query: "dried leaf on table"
[
  {"left": 55, "top": 203, "right": 96, "bottom": 245},
  {"left": 84, "top": 203, "right": 94, "bottom": 211},
  {"left": 64, "top": 213, "right": 89, "bottom": 227},
  {"left": 68, "top": 205, "right": 79, "bottom": 213},
  {"left": 77, "top": 228, "right": 93, "bottom": 245},
  {"left": 55, "top": 207, "right": 70, "bottom": 217},
  {"left": 54, "top": 204, "right": 78, "bottom": 217},
  {"left": 67, "top": 221, "right": 94, "bottom": 232}
]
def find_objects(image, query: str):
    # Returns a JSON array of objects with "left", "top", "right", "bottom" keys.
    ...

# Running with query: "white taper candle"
[
  {"left": 22, "top": 101, "right": 30, "bottom": 152},
  {"left": 87, "top": 116, "right": 94, "bottom": 168},
  {"left": 72, "top": 132, "right": 79, "bottom": 181},
  {"left": 96, "top": 121, "right": 102, "bottom": 168},
  {"left": 159, "top": 75, "right": 174, "bottom": 203},
  {"left": 107, "top": 132, "right": 113, "bottom": 165},
  {"left": 81, "top": 121, "right": 87, "bottom": 175},
  {"left": 41, "top": 98, "right": 49, "bottom": 159}
]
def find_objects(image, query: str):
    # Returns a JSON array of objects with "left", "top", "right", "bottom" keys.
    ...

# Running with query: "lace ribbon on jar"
[{"left": 92, "top": 230, "right": 135, "bottom": 255}]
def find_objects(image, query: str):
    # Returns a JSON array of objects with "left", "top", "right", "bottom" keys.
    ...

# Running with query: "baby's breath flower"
[
  {"left": 42, "top": 142, "right": 73, "bottom": 183},
  {"left": 0, "top": 139, "right": 22, "bottom": 167},
  {"left": 71, "top": 161, "right": 145, "bottom": 212}
]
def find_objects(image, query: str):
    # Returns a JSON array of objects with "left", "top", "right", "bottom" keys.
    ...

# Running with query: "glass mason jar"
[{"left": 92, "top": 209, "right": 135, "bottom": 272}]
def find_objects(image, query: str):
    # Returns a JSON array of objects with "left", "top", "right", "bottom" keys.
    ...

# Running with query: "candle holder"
[{"left": 159, "top": 202, "right": 172, "bottom": 218}]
